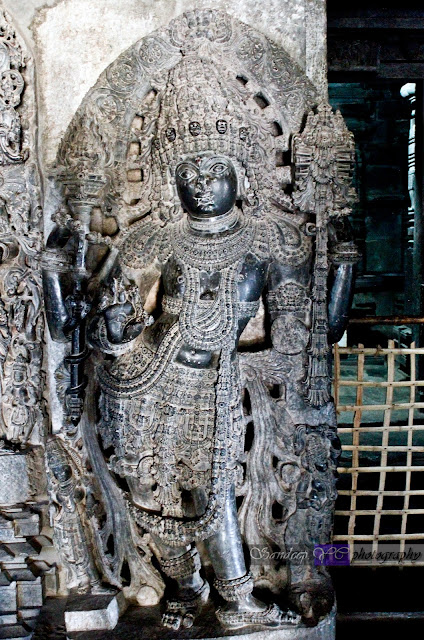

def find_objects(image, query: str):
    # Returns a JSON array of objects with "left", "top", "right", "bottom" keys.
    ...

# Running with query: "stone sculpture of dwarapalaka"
[{"left": 42, "top": 9, "right": 359, "bottom": 634}]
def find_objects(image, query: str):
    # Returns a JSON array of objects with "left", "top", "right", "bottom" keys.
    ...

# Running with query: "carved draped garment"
[{"left": 96, "top": 210, "right": 312, "bottom": 541}]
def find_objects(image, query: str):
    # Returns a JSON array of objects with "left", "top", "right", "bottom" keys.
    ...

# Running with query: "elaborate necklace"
[
  {"left": 187, "top": 207, "right": 240, "bottom": 234},
  {"left": 172, "top": 210, "right": 255, "bottom": 271}
]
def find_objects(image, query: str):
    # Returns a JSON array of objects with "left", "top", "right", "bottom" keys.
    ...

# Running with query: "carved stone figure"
[
  {"left": 42, "top": 9, "right": 359, "bottom": 634},
  {"left": 45, "top": 436, "right": 105, "bottom": 594}
]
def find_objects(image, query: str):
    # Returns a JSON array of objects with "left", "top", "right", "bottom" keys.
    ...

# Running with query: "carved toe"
[{"left": 216, "top": 602, "right": 300, "bottom": 630}]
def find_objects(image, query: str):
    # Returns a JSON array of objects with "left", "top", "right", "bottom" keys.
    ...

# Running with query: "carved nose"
[{"left": 195, "top": 174, "right": 208, "bottom": 191}]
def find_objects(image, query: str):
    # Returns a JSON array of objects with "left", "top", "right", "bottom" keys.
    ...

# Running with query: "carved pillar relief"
[
  {"left": 0, "top": 7, "right": 52, "bottom": 634},
  {"left": 0, "top": 9, "right": 45, "bottom": 449}
]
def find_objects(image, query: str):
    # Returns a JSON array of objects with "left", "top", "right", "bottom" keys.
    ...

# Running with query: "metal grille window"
[{"left": 333, "top": 340, "right": 424, "bottom": 564}]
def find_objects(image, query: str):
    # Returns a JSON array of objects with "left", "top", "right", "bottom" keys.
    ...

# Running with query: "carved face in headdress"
[{"left": 175, "top": 152, "right": 237, "bottom": 218}]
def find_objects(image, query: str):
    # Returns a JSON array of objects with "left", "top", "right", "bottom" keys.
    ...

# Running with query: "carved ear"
[{"left": 294, "top": 424, "right": 307, "bottom": 455}]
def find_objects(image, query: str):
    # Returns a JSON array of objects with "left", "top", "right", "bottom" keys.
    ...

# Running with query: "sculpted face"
[
  {"left": 51, "top": 461, "right": 73, "bottom": 483},
  {"left": 175, "top": 153, "right": 237, "bottom": 219}
]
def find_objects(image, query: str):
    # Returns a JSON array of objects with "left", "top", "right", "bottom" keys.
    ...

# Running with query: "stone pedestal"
[
  {"left": 64, "top": 593, "right": 128, "bottom": 633},
  {"left": 34, "top": 598, "right": 335, "bottom": 640},
  {"left": 0, "top": 489, "right": 57, "bottom": 639}
]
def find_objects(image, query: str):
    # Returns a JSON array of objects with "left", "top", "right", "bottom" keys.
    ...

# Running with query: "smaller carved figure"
[{"left": 46, "top": 437, "right": 106, "bottom": 594}]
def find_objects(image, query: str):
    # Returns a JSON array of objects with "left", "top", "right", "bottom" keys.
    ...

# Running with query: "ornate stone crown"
[
  {"left": 153, "top": 56, "right": 255, "bottom": 169},
  {"left": 149, "top": 55, "right": 277, "bottom": 222}
]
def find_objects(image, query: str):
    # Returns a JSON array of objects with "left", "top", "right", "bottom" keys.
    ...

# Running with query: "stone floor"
[{"left": 32, "top": 598, "right": 335, "bottom": 640}]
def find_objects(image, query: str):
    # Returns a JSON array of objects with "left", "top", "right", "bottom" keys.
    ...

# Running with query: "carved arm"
[
  {"left": 327, "top": 216, "right": 360, "bottom": 344},
  {"left": 42, "top": 224, "right": 78, "bottom": 342}
]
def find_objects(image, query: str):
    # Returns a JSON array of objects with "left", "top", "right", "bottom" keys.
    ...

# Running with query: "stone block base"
[
  {"left": 0, "top": 624, "right": 33, "bottom": 639},
  {"left": 34, "top": 597, "right": 335, "bottom": 640},
  {"left": 64, "top": 593, "right": 128, "bottom": 632}
]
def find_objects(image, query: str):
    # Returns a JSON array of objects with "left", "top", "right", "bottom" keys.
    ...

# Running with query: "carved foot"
[
  {"left": 162, "top": 579, "right": 210, "bottom": 630},
  {"left": 289, "top": 577, "right": 335, "bottom": 627},
  {"left": 90, "top": 582, "right": 117, "bottom": 595},
  {"left": 216, "top": 596, "right": 300, "bottom": 631}
]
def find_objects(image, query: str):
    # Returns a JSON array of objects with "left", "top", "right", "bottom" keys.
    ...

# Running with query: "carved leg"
[
  {"left": 285, "top": 508, "right": 335, "bottom": 627},
  {"left": 153, "top": 537, "right": 209, "bottom": 630},
  {"left": 192, "top": 484, "right": 299, "bottom": 630}
]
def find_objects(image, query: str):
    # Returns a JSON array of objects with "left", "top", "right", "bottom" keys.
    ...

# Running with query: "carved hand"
[
  {"left": 328, "top": 215, "right": 354, "bottom": 245},
  {"left": 99, "top": 277, "right": 149, "bottom": 344},
  {"left": 328, "top": 216, "right": 360, "bottom": 265},
  {"left": 103, "top": 301, "right": 133, "bottom": 341}
]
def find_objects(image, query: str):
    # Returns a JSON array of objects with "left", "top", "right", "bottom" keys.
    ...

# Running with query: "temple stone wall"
[{"left": 3, "top": 0, "right": 326, "bottom": 173}]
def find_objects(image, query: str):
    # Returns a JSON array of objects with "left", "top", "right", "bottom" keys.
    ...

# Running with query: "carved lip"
[{"left": 194, "top": 190, "right": 215, "bottom": 207}]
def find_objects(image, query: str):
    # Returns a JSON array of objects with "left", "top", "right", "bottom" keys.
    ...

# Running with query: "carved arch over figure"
[{"left": 53, "top": 9, "right": 318, "bottom": 233}]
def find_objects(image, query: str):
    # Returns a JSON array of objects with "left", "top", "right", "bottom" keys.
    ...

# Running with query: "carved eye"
[
  {"left": 210, "top": 162, "right": 228, "bottom": 176},
  {"left": 177, "top": 165, "right": 197, "bottom": 181}
]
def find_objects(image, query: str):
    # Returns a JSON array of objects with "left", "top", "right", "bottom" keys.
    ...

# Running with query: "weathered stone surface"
[
  {"left": 0, "top": 581, "right": 17, "bottom": 613},
  {"left": 16, "top": 578, "right": 43, "bottom": 609},
  {"left": 12, "top": 514, "right": 40, "bottom": 539},
  {"left": 5, "top": 568, "right": 39, "bottom": 582},
  {"left": 0, "top": 517, "right": 15, "bottom": 543},
  {"left": 0, "top": 546, "right": 15, "bottom": 562},
  {"left": 0, "top": 456, "right": 30, "bottom": 506},
  {"left": 64, "top": 592, "right": 128, "bottom": 632},
  {"left": 0, "top": 613, "right": 18, "bottom": 625},
  {"left": 2, "top": 542, "right": 40, "bottom": 561},
  {"left": 0, "top": 501, "right": 53, "bottom": 634},
  {"left": 0, "top": 624, "right": 32, "bottom": 639}
]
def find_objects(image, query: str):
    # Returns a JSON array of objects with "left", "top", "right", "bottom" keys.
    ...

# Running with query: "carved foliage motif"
[
  {"left": 45, "top": 417, "right": 165, "bottom": 599},
  {"left": 239, "top": 349, "right": 340, "bottom": 595},
  {"left": 0, "top": 10, "right": 25, "bottom": 165},
  {"left": 0, "top": 11, "right": 44, "bottom": 447}
]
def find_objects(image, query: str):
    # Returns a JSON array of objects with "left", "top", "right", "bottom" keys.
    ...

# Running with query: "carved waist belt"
[{"left": 162, "top": 295, "right": 260, "bottom": 318}]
